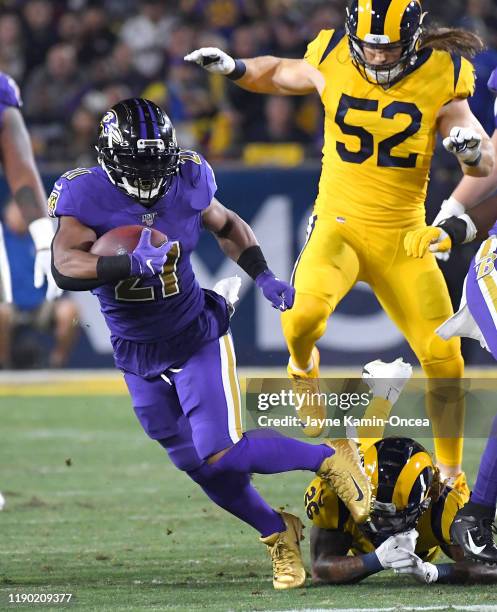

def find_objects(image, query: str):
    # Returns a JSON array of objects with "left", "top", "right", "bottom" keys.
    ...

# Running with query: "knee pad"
[{"left": 157, "top": 434, "right": 203, "bottom": 472}]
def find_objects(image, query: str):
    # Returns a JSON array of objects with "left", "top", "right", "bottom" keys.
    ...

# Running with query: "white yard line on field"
[{"left": 274, "top": 606, "right": 497, "bottom": 612}]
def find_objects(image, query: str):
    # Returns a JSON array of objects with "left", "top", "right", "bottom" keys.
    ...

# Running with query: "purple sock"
[
  {"left": 211, "top": 428, "right": 334, "bottom": 474},
  {"left": 188, "top": 462, "right": 285, "bottom": 537},
  {"left": 472, "top": 415, "right": 497, "bottom": 510}
]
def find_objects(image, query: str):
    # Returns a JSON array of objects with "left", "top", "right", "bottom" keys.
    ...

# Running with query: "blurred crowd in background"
[
  {"left": 0, "top": 0, "right": 496, "bottom": 368},
  {"left": 0, "top": 0, "right": 495, "bottom": 168}
]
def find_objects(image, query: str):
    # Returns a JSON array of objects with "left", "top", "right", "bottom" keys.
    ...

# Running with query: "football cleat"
[
  {"left": 288, "top": 347, "right": 324, "bottom": 437},
  {"left": 450, "top": 502, "right": 497, "bottom": 564},
  {"left": 260, "top": 512, "right": 306, "bottom": 590},
  {"left": 317, "top": 438, "right": 373, "bottom": 524},
  {"left": 362, "top": 357, "right": 412, "bottom": 405}
]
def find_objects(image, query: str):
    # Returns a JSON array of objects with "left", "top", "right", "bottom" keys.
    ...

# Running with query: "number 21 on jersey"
[{"left": 114, "top": 242, "right": 181, "bottom": 302}]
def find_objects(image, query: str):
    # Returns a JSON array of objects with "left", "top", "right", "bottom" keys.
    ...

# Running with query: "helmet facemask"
[
  {"left": 346, "top": 4, "right": 425, "bottom": 88},
  {"left": 360, "top": 497, "right": 431, "bottom": 546},
  {"left": 99, "top": 140, "right": 180, "bottom": 207}
]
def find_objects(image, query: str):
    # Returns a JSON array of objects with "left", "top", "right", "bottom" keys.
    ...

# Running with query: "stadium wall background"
[{"left": 0, "top": 164, "right": 492, "bottom": 368}]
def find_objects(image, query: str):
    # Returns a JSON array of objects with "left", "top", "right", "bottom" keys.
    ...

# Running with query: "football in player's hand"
[{"left": 90, "top": 225, "right": 167, "bottom": 256}]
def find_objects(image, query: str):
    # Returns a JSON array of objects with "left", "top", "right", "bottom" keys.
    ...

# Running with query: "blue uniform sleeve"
[
  {"left": 47, "top": 177, "right": 77, "bottom": 219},
  {"left": 179, "top": 150, "right": 217, "bottom": 211},
  {"left": 0, "top": 73, "right": 22, "bottom": 126}
]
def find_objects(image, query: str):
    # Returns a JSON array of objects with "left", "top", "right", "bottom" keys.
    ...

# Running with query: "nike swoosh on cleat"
[
  {"left": 351, "top": 475, "right": 364, "bottom": 502},
  {"left": 467, "top": 531, "right": 486, "bottom": 555}
]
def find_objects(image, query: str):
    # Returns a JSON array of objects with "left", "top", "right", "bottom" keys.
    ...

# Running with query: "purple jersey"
[
  {"left": 0, "top": 72, "right": 21, "bottom": 126},
  {"left": 49, "top": 152, "right": 224, "bottom": 349},
  {"left": 487, "top": 68, "right": 497, "bottom": 236}
]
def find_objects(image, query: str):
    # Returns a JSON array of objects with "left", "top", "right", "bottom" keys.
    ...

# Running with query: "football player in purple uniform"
[
  {"left": 50, "top": 98, "right": 373, "bottom": 590},
  {"left": 405, "top": 68, "right": 497, "bottom": 564},
  {"left": 0, "top": 71, "right": 60, "bottom": 302}
]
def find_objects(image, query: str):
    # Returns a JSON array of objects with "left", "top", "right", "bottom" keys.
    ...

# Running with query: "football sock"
[
  {"left": 471, "top": 415, "right": 497, "bottom": 510},
  {"left": 281, "top": 293, "right": 330, "bottom": 371},
  {"left": 188, "top": 462, "right": 285, "bottom": 537},
  {"left": 210, "top": 428, "right": 334, "bottom": 474},
  {"left": 423, "top": 359, "right": 465, "bottom": 471},
  {"left": 357, "top": 397, "right": 392, "bottom": 450}
]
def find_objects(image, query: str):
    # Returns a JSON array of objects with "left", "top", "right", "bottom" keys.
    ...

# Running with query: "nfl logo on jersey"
[{"left": 141, "top": 212, "right": 157, "bottom": 226}]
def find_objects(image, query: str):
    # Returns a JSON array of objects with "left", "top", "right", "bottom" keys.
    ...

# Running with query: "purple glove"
[
  {"left": 255, "top": 270, "right": 295, "bottom": 311},
  {"left": 129, "top": 228, "right": 172, "bottom": 278}
]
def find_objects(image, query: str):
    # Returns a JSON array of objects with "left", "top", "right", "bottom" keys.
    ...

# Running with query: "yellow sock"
[
  {"left": 423, "top": 357, "right": 465, "bottom": 472},
  {"left": 281, "top": 293, "right": 330, "bottom": 371},
  {"left": 357, "top": 397, "right": 393, "bottom": 451}
]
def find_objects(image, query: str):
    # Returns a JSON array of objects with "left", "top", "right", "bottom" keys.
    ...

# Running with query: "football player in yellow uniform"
[
  {"left": 305, "top": 437, "right": 497, "bottom": 585},
  {"left": 185, "top": 0, "right": 495, "bottom": 478}
]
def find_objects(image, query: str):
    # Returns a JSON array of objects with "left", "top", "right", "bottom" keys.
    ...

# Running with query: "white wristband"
[
  {"left": 28, "top": 217, "right": 55, "bottom": 251},
  {"left": 458, "top": 213, "right": 478, "bottom": 243}
]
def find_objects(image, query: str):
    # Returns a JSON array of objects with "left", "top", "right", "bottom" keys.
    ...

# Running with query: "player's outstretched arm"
[
  {"left": 202, "top": 197, "right": 295, "bottom": 311},
  {"left": 310, "top": 526, "right": 417, "bottom": 585},
  {"left": 52, "top": 218, "right": 171, "bottom": 291},
  {"left": 438, "top": 99, "right": 494, "bottom": 178},
  {"left": 1, "top": 107, "right": 62, "bottom": 299},
  {"left": 184, "top": 47, "right": 324, "bottom": 96}
]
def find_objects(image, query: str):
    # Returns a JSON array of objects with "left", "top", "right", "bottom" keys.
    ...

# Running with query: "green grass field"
[{"left": 1, "top": 394, "right": 497, "bottom": 611}]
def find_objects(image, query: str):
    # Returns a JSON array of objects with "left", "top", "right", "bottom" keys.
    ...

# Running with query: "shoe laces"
[{"left": 270, "top": 538, "right": 297, "bottom": 577}]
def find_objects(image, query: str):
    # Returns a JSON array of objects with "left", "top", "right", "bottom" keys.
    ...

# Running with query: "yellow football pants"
[{"left": 281, "top": 215, "right": 464, "bottom": 467}]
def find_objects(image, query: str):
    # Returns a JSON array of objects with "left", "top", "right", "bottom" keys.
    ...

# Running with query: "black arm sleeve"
[{"left": 51, "top": 259, "right": 103, "bottom": 291}]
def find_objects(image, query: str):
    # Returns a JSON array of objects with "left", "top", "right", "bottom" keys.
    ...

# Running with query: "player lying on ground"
[
  {"left": 0, "top": 70, "right": 60, "bottom": 302},
  {"left": 49, "top": 98, "right": 372, "bottom": 590},
  {"left": 405, "top": 67, "right": 497, "bottom": 565},
  {"left": 306, "top": 436, "right": 497, "bottom": 585},
  {"left": 186, "top": 1, "right": 494, "bottom": 492}
]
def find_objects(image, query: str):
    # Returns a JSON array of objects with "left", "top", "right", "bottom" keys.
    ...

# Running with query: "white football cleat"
[{"left": 362, "top": 358, "right": 413, "bottom": 405}]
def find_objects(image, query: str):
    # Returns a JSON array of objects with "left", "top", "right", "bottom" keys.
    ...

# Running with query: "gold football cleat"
[
  {"left": 260, "top": 512, "right": 306, "bottom": 590},
  {"left": 287, "top": 347, "right": 324, "bottom": 438},
  {"left": 317, "top": 438, "right": 373, "bottom": 524}
]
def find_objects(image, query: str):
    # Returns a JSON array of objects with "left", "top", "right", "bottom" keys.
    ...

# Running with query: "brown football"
[{"left": 90, "top": 225, "right": 167, "bottom": 256}]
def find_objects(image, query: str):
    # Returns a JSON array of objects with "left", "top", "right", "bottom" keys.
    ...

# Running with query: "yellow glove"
[{"left": 404, "top": 227, "right": 452, "bottom": 259}]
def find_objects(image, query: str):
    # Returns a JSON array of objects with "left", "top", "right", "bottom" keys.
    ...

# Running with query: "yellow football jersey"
[
  {"left": 304, "top": 476, "right": 469, "bottom": 562},
  {"left": 304, "top": 30, "right": 475, "bottom": 228}
]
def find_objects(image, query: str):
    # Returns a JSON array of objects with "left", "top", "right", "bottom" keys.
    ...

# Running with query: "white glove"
[
  {"left": 184, "top": 47, "right": 236, "bottom": 75},
  {"left": 431, "top": 196, "right": 466, "bottom": 261},
  {"left": 375, "top": 530, "right": 419, "bottom": 570},
  {"left": 395, "top": 558, "right": 439, "bottom": 584},
  {"left": 443, "top": 127, "right": 482, "bottom": 165},
  {"left": 28, "top": 217, "right": 62, "bottom": 301}
]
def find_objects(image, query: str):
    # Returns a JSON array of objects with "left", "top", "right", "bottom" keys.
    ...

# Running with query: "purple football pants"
[
  {"left": 464, "top": 236, "right": 497, "bottom": 509},
  {"left": 124, "top": 332, "right": 243, "bottom": 471},
  {"left": 123, "top": 331, "right": 334, "bottom": 536}
]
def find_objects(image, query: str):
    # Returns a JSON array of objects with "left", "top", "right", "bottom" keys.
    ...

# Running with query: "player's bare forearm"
[
  {"left": 202, "top": 197, "right": 258, "bottom": 261},
  {"left": 467, "top": 194, "right": 497, "bottom": 239},
  {"left": 464, "top": 134, "right": 495, "bottom": 177},
  {"left": 52, "top": 216, "right": 99, "bottom": 279},
  {"left": 452, "top": 131, "right": 497, "bottom": 204},
  {"left": 312, "top": 554, "right": 373, "bottom": 585},
  {"left": 438, "top": 99, "right": 495, "bottom": 177},
  {"left": 310, "top": 526, "right": 371, "bottom": 584},
  {"left": 235, "top": 57, "right": 323, "bottom": 96},
  {"left": 435, "top": 560, "right": 497, "bottom": 584},
  {"left": 0, "top": 107, "right": 47, "bottom": 223}
]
